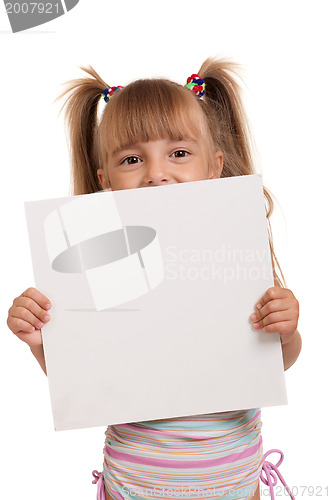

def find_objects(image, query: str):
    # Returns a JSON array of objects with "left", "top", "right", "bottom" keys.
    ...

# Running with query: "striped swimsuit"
[{"left": 92, "top": 408, "right": 295, "bottom": 500}]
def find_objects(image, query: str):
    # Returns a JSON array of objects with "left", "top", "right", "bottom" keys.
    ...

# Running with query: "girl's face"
[{"left": 97, "top": 137, "right": 223, "bottom": 191}]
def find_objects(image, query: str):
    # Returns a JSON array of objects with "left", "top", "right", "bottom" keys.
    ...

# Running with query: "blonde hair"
[{"left": 56, "top": 57, "right": 286, "bottom": 288}]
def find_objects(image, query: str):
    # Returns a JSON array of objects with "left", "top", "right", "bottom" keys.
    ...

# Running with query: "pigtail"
[
  {"left": 198, "top": 57, "right": 254, "bottom": 178},
  {"left": 199, "top": 57, "right": 286, "bottom": 288},
  {"left": 55, "top": 66, "right": 109, "bottom": 195}
]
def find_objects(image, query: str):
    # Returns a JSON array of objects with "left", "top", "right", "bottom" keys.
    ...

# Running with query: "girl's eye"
[
  {"left": 172, "top": 150, "right": 189, "bottom": 158},
  {"left": 121, "top": 156, "right": 142, "bottom": 165}
]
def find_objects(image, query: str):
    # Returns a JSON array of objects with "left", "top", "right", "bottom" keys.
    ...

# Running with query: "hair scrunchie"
[
  {"left": 103, "top": 86, "right": 124, "bottom": 102},
  {"left": 184, "top": 74, "right": 206, "bottom": 98}
]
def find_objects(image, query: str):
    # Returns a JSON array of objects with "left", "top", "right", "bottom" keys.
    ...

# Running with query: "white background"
[{"left": 0, "top": 1, "right": 331, "bottom": 499}]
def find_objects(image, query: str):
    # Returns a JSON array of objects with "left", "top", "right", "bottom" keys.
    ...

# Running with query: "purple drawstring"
[
  {"left": 92, "top": 470, "right": 106, "bottom": 500},
  {"left": 260, "top": 449, "right": 295, "bottom": 499}
]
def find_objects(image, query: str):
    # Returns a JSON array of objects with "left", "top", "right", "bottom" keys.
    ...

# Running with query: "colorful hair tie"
[
  {"left": 184, "top": 74, "right": 206, "bottom": 98},
  {"left": 102, "top": 86, "right": 124, "bottom": 102}
]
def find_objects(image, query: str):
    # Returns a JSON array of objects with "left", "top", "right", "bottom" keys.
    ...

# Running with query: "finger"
[
  {"left": 7, "top": 315, "right": 38, "bottom": 334},
  {"left": 253, "top": 311, "right": 293, "bottom": 330},
  {"left": 12, "top": 296, "right": 51, "bottom": 323},
  {"left": 262, "top": 320, "right": 295, "bottom": 334},
  {"left": 255, "top": 287, "right": 290, "bottom": 310},
  {"left": 251, "top": 298, "right": 290, "bottom": 323},
  {"left": 19, "top": 287, "right": 52, "bottom": 311},
  {"left": 10, "top": 304, "right": 49, "bottom": 330}
]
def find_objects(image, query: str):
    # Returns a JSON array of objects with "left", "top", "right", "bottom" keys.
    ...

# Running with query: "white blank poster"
[{"left": 25, "top": 175, "right": 287, "bottom": 431}]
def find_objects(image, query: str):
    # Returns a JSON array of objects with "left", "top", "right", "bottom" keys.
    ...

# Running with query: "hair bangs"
[{"left": 98, "top": 79, "right": 205, "bottom": 163}]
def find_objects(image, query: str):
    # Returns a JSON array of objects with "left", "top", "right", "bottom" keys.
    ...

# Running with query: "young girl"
[{"left": 7, "top": 57, "right": 301, "bottom": 500}]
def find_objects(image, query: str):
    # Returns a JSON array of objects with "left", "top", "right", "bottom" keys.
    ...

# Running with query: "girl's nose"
[{"left": 143, "top": 159, "right": 170, "bottom": 186}]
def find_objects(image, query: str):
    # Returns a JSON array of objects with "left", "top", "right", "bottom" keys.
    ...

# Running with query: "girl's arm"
[
  {"left": 281, "top": 329, "right": 302, "bottom": 371},
  {"left": 30, "top": 344, "right": 47, "bottom": 376}
]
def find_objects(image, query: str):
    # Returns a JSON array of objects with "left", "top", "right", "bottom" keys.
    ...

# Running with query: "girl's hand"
[
  {"left": 7, "top": 288, "right": 52, "bottom": 348},
  {"left": 250, "top": 287, "right": 299, "bottom": 345}
]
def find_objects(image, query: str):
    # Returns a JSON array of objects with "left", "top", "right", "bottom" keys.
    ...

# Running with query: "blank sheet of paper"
[{"left": 25, "top": 175, "right": 287, "bottom": 431}]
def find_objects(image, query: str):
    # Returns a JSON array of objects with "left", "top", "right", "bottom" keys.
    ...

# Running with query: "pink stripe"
[{"left": 105, "top": 435, "right": 262, "bottom": 469}]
